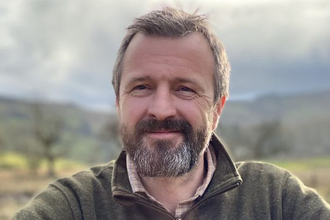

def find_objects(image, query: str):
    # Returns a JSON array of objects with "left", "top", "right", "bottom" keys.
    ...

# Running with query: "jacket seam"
[{"left": 50, "top": 183, "right": 77, "bottom": 220}]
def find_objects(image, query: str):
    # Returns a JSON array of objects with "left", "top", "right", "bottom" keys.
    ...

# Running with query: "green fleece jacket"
[{"left": 14, "top": 134, "right": 330, "bottom": 219}]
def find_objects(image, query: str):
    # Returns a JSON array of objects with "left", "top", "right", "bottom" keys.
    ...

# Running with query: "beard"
[{"left": 121, "top": 118, "right": 212, "bottom": 177}]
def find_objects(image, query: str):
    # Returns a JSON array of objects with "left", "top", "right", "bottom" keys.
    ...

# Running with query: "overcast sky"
[{"left": 1, "top": 0, "right": 329, "bottom": 110}]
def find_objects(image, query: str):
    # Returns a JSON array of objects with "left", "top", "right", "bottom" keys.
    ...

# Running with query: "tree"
[
  {"left": 217, "top": 120, "right": 290, "bottom": 160},
  {"left": 99, "top": 116, "right": 120, "bottom": 146},
  {"left": 16, "top": 137, "right": 43, "bottom": 176},
  {"left": 96, "top": 116, "right": 122, "bottom": 163},
  {"left": 0, "top": 131, "right": 4, "bottom": 155},
  {"left": 31, "top": 102, "right": 68, "bottom": 177},
  {"left": 251, "top": 121, "right": 286, "bottom": 159},
  {"left": 0, "top": 124, "right": 7, "bottom": 155}
]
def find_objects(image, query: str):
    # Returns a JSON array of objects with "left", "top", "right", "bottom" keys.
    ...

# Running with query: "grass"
[
  {"left": 0, "top": 153, "right": 27, "bottom": 170},
  {"left": 0, "top": 152, "right": 86, "bottom": 172},
  {"left": 268, "top": 156, "right": 330, "bottom": 171},
  {"left": 0, "top": 152, "right": 88, "bottom": 220}
]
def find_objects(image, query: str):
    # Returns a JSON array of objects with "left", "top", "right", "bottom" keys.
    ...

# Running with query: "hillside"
[
  {"left": 0, "top": 90, "right": 329, "bottom": 161},
  {"left": 220, "top": 90, "right": 330, "bottom": 158},
  {"left": 221, "top": 90, "right": 330, "bottom": 126},
  {"left": 0, "top": 97, "right": 119, "bottom": 164}
]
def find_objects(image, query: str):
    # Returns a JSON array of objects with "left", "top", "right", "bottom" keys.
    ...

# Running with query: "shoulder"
[
  {"left": 233, "top": 161, "right": 294, "bottom": 197},
  {"left": 235, "top": 161, "right": 330, "bottom": 218},
  {"left": 235, "top": 161, "right": 291, "bottom": 182},
  {"left": 53, "top": 160, "right": 115, "bottom": 194},
  {"left": 68, "top": 160, "right": 115, "bottom": 182},
  {"left": 234, "top": 161, "right": 330, "bottom": 208},
  {"left": 13, "top": 161, "right": 117, "bottom": 219},
  {"left": 235, "top": 161, "right": 289, "bottom": 174}
]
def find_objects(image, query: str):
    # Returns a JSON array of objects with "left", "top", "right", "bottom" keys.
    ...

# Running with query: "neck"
[{"left": 140, "top": 153, "right": 206, "bottom": 215}]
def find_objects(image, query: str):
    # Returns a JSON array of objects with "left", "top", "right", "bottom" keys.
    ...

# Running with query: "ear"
[{"left": 212, "top": 96, "right": 226, "bottom": 130}]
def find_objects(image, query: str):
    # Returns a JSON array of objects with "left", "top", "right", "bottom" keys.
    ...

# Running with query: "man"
[{"left": 14, "top": 7, "right": 330, "bottom": 220}]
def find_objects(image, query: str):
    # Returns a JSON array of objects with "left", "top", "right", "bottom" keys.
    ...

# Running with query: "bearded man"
[{"left": 14, "top": 7, "right": 330, "bottom": 220}]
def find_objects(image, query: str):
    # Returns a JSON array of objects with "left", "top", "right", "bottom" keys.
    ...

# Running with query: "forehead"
[{"left": 121, "top": 33, "right": 214, "bottom": 86}]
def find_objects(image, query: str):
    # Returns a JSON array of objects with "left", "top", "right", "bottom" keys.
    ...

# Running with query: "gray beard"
[{"left": 121, "top": 119, "right": 211, "bottom": 177}]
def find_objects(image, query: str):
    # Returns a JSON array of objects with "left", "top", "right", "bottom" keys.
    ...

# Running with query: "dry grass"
[
  {"left": 0, "top": 168, "right": 86, "bottom": 220},
  {"left": 270, "top": 158, "right": 330, "bottom": 203},
  {"left": 1, "top": 160, "right": 330, "bottom": 220},
  {"left": 292, "top": 168, "right": 330, "bottom": 202}
]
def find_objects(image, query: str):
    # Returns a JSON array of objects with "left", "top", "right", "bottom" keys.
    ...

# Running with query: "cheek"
[
  {"left": 120, "top": 98, "right": 148, "bottom": 126},
  {"left": 176, "top": 100, "right": 210, "bottom": 127}
]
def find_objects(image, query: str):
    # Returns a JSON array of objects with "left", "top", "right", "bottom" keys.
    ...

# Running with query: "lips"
[{"left": 145, "top": 130, "right": 182, "bottom": 139}]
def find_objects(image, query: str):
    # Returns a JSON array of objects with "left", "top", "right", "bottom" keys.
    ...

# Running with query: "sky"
[{"left": 0, "top": 0, "right": 329, "bottom": 110}]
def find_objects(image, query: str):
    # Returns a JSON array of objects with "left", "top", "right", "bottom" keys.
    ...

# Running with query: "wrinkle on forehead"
[
  {"left": 122, "top": 33, "right": 214, "bottom": 75},
  {"left": 137, "top": 54, "right": 202, "bottom": 74}
]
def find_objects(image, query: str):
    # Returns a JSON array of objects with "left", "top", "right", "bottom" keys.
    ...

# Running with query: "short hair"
[{"left": 112, "top": 7, "right": 231, "bottom": 103}]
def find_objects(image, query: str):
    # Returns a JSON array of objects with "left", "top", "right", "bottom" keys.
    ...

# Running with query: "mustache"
[{"left": 135, "top": 119, "right": 193, "bottom": 134}]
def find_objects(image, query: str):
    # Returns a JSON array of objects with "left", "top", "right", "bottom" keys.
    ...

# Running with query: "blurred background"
[{"left": 0, "top": 0, "right": 329, "bottom": 219}]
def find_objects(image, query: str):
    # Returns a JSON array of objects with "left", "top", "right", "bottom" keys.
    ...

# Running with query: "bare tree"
[
  {"left": 217, "top": 120, "right": 290, "bottom": 160},
  {"left": 99, "top": 116, "right": 120, "bottom": 146},
  {"left": 16, "top": 137, "right": 43, "bottom": 177},
  {"left": 0, "top": 132, "right": 4, "bottom": 155},
  {"left": 31, "top": 102, "right": 67, "bottom": 177},
  {"left": 0, "top": 125, "right": 7, "bottom": 155},
  {"left": 252, "top": 121, "right": 277, "bottom": 158},
  {"left": 96, "top": 116, "right": 122, "bottom": 163},
  {"left": 251, "top": 120, "right": 289, "bottom": 159}
]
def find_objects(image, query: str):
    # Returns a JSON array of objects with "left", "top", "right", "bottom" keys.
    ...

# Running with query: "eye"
[
  {"left": 178, "top": 86, "right": 195, "bottom": 93},
  {"left": 133, "top": 85, "right": 148, "bottom": 90},
  {"left": 130, "top": 84, "right": 151, "bottom": 97},
  {"left": 176, "top": 86, "right": 197, "bottom": 99}
]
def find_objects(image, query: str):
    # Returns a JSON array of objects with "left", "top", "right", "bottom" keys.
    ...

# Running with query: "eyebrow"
[
  {"left": 127, "top": 76, "right": 151, "bottom": 84},
  {"left": 126, "top": 76, "right": 200, "bottom": 86},
  {"left": 173, "top": 77, "right": 199, "bottom": 85}
]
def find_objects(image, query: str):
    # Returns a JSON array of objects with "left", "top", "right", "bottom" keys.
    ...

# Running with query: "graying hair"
[{"left": 112, "top": 7, "right": 231, "bottom": 103}]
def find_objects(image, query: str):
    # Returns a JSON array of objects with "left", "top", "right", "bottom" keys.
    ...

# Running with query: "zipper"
[
  {"left": 114, "top": 179, "right": 241, "bottom": 220},
  {"left": 181, "top": 179, "right": 242, "bottom": 219},
  {"left": 113, "top": 191, "right": 176, "bottom": 219}
]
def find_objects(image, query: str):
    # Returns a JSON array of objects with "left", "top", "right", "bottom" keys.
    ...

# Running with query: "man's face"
[{"left": 117, "top": 33, "right": 225, "bottom": 177}]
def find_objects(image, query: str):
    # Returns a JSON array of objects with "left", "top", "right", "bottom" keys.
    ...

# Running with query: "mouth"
[{"left": 145, "top": 130, "right": 182, "bottom": 139}]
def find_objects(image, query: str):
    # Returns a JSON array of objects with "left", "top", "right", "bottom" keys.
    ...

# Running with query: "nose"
[{"left": 147, "top": 87, "right": 177, "bottom": 121}]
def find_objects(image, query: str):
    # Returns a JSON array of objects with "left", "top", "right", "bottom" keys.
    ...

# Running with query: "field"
[
  {"left": 0, "top": 153, "right": 88, "bottom": 220},
  {"left": 0, "top": 154, "right": 330, "bottom": 220}
]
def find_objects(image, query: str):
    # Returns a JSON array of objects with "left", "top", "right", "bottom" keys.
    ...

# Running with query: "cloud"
[
  {"left": 0, "top": 0, "right": 329, "bottom": 109},
  {"left": 0, "top": 0, "right": 144, "bottom": 108},
  {"left": 204, "top": 0, "right": 330, "bottom": 97}
]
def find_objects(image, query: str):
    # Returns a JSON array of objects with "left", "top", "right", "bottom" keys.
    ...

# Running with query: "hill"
[
  {"left": 0, "top": 90, "right": 329, "bottom": 162},
  {"left": 220, "top": 90, "right": 330, "bottom": 158},
  {"left": 221, "top": 90, "right": 330, "bottom": 126}
]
